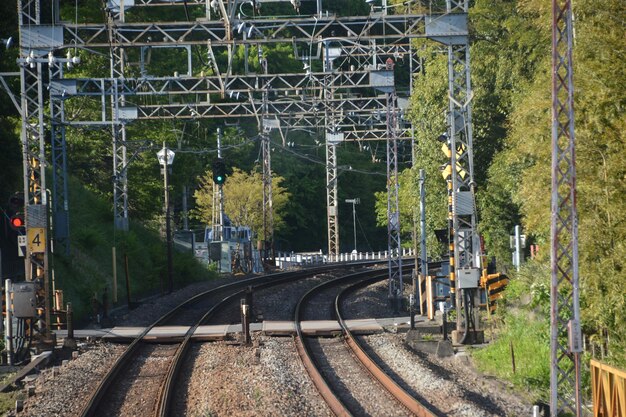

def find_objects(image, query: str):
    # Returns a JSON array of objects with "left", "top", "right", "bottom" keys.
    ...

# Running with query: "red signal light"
[{"left": 10, "top": 215, "right": 24, "bottom": 230}]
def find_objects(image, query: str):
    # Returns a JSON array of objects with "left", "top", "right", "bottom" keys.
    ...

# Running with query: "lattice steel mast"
[
  {"left": 49, "top": 60, "right": 70, "bottom": 254},
  {"left": 550, "top": 0, "right": 582, "bottom": 414},
  {"left": 106, "top": 2, "right": 130, "bottom": 231},
  {"left": 323, "top": 41, "right": 340, "bottom": 260},
  {"left": 441, "top": 0, "right": 481, "bottom": 342},
  {"left": 17, "top": 0, "right": 54, "bottom": 344},
  {"left": 385, "top": 69, "right": 403, "bottom": 304}
]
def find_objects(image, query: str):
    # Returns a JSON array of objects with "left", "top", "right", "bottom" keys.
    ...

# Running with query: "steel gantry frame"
[
  {"left": 550, "top": 0, "right": 582, "bottom": 415},
  {"left": 12, "top": 0, "right": 476, "bottom": 348}
]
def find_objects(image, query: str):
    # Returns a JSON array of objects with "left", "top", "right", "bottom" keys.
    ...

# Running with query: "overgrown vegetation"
[
  {"left": 385, "top": 0, "right": 626, "bottom": 374},
  {"left": 54, "top": 176, "right": 218, "bottom": 321},
  {"left": 472, "top": 263, "right": 552, "bottom": 402}
]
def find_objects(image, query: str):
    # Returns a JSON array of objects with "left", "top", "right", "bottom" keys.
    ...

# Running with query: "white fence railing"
[{"left": 274, "top": 248, "right": 415, "bottom": 270}]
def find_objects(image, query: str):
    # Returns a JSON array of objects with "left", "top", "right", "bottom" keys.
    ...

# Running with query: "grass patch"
[
  {"left": 0, "top": 373, "right": 24, "bottom": 415},
  {"left": 473, "top": 312, "right": 550, "bottom": 396},
  {"left": 51, "top": 175, "right": 218, "bottom": 322},
  {"left": 471, "top": 263, "right": 552, "bottom": 403}
]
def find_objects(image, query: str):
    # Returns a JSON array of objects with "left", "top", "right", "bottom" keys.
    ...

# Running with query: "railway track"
[
  {"left": 294, "top": 265, "right": 437, "bottom": 417},
  {"left": 79, "top": 262, "right": 383, "bottom": 417}
]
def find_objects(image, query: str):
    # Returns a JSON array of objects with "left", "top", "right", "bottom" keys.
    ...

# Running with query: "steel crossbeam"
[
  {"left": 61, "top": 13, "right": 462, "bottom": 49},
  {"left": 104, "top": 0, "right": 320, "bottom": 7},
  {"left": 50, "top": 70, "right": 389, "bottom": 96},
  {"left": 550, "top": 0, "right": 582, "bottom": 415}
]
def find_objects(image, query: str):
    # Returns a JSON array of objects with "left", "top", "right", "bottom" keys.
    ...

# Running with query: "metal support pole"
[
  {"left": 419, "top": 170, "right": 428, "bottom": 315},
  {"left": 18, "top": 0, "right": 52, "bottom": 343},
  {"left": 217, "top": 128, "right": 225, "bottom": 242},
  {"left": 514, "top": 225, "right": 522, "bottom": 272},
  {"left": 261, "top": 133, "right": 272, "bottom": 261},
  {"left": 49, "top": 61, "right": 70, "bottom": 254},
  {"left": 326, "top": 142, "right": 339, "bottom": 260},
  {"left": 240, "top": 298, "right": 251, "bottom": 345},
  {"left": 550, "top": 0, "right": 582, "bottom": 414},
  {"left": 260, "top": 55, "right": 274, "bottom": 263},
  {"left": 66, "top": 302, "right": 74, "bottom": 341},
  {"left": 445, "top": 0, "right": 480, "bottom": 340},
  {"left": 5, "top": 280, "right": 13, "bottom": 365},
  {"left": 345, "top": 199, "right": 359, "bottom": 253},
  {"left": 109, "top": 8, "right": 130, "bottom": 231},
  {"left": 162, "top": 143, "right": 174, "bottom": 293},
  {"left": 385, "top": 87, "right": 403, "bottom": 308},
  {"left": 182, "top": 185, "right": 189, "bottom": 231},
  {"left": 352, "top": 201, "right": 357, "bottom": 252}
]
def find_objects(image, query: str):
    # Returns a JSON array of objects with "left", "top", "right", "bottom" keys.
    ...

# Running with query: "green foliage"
[
  {"left": 483, "top": 0, "right": 626, "bottom": 366},
  {"left": 53, "top": 176, "right": 217, "bottom": 321},
  {"left": 473, "top": 262, "right": 551, "bottom": 399},
  {"left": 193, "top": 167, "right": 291, "bottom": 242},
  {"left": 473, "top": 311, "right": 551, "bottom": 396}
]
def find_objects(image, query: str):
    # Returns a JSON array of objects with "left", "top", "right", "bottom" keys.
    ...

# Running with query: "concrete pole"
[
  {"left": 419, "top": 169, "right": 428, "bottom": 315},
  {"left": 5, "top": 280, "right": 13, "bottom": 365},
  {"left": 514, "top": 225, "right": 521, "bottom": 272},
  {"left": 163, "top": 142, "right": 174, "bottom": 293},
  {"left": 217, "top": 128, "right": 224, "bottom": 242},
  {"left": 352, "top": 201, "right": 357, "bottom": 252}
]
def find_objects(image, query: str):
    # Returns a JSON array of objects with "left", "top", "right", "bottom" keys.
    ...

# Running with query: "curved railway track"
[
  {"left": 294, "top": 264, "right": 438, "bottom": 417},
  {"left": 336, "top": 275, "right": 436, "bottom": 417},
  {"left": 79, "top": 262, "right": 382, "bottom": 417}
]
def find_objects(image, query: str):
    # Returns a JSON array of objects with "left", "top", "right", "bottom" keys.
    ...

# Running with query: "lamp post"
[
  {"left": 157, "top": 143, "right": 175, "bottom": 293},
  {"left": 345, "top": 198, "right": 360, "bottom": 253}
]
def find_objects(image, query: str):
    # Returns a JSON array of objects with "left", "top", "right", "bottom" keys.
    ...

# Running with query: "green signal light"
[{"left": 212, "top": 158, "right": 227, "bottom": 184}]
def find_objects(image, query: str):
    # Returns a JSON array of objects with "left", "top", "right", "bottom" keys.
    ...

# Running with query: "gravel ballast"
[{"left": 15, "top": 275, "right": 534, "bottom": 417}]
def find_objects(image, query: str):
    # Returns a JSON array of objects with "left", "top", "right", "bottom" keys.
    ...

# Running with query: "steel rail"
[
  {"left": 155, "top": 263, "right": 371, "bottom": 417},
  {"left": 335, "top": 273, "right": 438, "bottom": 417},
  {"left": 294, "top": 264, "right": 418, "bottom": 416},
  {"left": 79, "top": 260, "right": 383, "bottom": 417}
]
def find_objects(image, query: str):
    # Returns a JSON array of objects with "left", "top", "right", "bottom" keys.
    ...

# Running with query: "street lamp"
[
  {"left": 345, "top": 198, "right": 360, "bottom": 253},
  {"left": 157, "top": 143, "right": 175, "bottom": 293}
]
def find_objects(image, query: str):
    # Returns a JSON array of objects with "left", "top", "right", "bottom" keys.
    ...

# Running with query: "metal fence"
[
  {"left": 274, "top": 248, "right": 415, "bottom": 270},
  {"left": 590, "top": 359, "right": 625, "bottom": 417}
]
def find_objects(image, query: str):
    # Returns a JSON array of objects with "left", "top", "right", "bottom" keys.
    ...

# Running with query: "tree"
[{"left": 193, "top": 168, "right": 290, "bottom": 242}]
